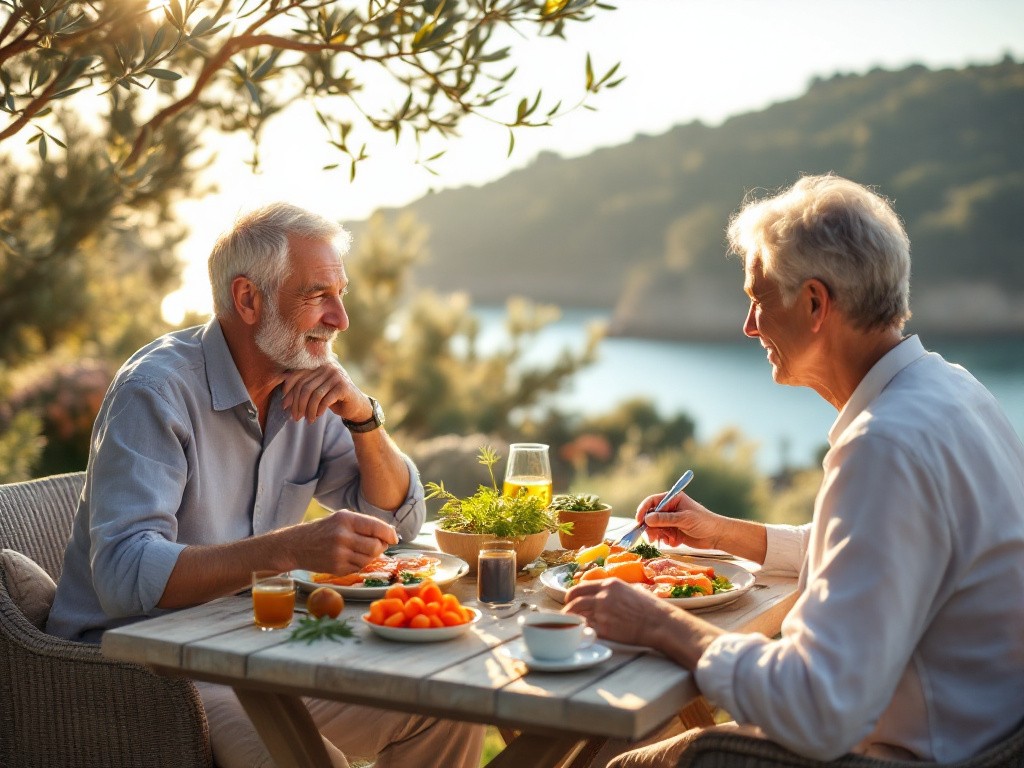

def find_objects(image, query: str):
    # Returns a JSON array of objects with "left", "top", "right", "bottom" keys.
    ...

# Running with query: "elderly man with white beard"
[{"left": 46, "top": 203, "right": 485, "bottom": 768}]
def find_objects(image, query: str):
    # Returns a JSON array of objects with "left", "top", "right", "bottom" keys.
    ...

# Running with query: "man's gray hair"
[
  {"left": 208, "top": 202, "right": 352, "bottom": 317},
  {"left": 727, "top": 174, "right": 912, "bottom": 331}
]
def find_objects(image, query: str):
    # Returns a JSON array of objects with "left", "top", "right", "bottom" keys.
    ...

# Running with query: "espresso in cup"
[{"left": 518, "top": 612, "right": 595, "bottom": 660}]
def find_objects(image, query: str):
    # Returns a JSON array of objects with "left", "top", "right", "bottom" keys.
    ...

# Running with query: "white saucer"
[{"left": 506, "top": 639, "right": 613, "bottom": 672}]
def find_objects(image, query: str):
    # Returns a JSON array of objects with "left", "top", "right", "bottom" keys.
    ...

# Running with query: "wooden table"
[{"left": 102, "top": 526, "right": 798, "bottom": 768}]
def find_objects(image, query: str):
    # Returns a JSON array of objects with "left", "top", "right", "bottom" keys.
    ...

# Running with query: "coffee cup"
[{"left": 518, "top": 612, "right": 595, "bottom": 661}]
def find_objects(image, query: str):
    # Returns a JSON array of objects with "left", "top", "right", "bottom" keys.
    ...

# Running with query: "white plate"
[
  {"left": 539, "top": 556, "right": 756, "bottom": 610},
  {"left": 291, "top": 551, "right": 470, "bottom": 601},
  {"left": 503, "top": 639, "right": 613, "bottom": 672},
  {"left": 361, "top": 607, "right": 482, "bottom": 642}
]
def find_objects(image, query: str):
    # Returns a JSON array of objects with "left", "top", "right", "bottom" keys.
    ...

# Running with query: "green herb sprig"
[
  {"left": 628, "top": 542, "right": 662, "bottom": 560},
  {"left": 288, "top": 615, "right": 356, "bottom": 645}
]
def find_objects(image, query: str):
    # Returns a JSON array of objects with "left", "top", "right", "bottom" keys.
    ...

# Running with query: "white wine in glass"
[{"left": 503, "top": 443, "right": 553, "bottom": 507}]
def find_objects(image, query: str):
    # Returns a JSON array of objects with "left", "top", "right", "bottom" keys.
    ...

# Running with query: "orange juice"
[
  {"left": 252, "top": 575, "right": 295, "bottom": 630},
  {"left": 502, "top": 479, "right": 553, "bottom": 507}
]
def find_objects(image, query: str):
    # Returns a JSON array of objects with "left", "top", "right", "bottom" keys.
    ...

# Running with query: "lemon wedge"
[{"left": 574, "top": 542, "right": 610, "bottom": 566}]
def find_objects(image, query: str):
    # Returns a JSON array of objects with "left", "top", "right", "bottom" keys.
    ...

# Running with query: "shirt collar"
[
  {"left": 201, "top": 318, "right": 253, "bottom": 412},
  {"left": 829, "top": 334, "right": 928, "bottom": 445}
]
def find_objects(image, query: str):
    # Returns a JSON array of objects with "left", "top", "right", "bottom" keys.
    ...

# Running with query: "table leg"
[
  {"left": 497, "top": 729, "right": 607, "bottom": 768},
  {"left": 487, "top": 733, "right": 583, "bottom": 768},
  {"left": 234, "top": 688, "right": 333, "bottom": 768},
  {"left": 677, "top": 697, "right": 717, "bottom": 730},
  {"left": 561, "top": 737, "right": 609, "bottom": 768}
]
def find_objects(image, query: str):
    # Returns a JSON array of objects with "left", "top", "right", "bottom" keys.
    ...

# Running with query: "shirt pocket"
[{"left": 273, "top": 477, "right": 320, "bottom": 528}]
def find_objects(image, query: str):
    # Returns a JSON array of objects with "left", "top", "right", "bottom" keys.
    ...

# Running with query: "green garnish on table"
[{"left": 288, "top": 616, "right": 356, "bottom": 645}]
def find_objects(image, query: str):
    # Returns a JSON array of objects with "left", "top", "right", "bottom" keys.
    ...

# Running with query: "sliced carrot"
[
  {"left": 403, "top": 596, "right": 426, "bottom": 618},
  {"left": 441, "top": 593, "right": 462, "bottom": 613},
  {"left": 605, "top": 551, "right": 641, "bottom": 564},
  {"left": 368, "top": 600, "right": 388, "bottom": 624},
  {"left": 440, "top": 610, "right": 465, "bottom": 627},
  {"left": 409, "top": 613, "right": 431, "bottom": 629},
  {"left": 379, "top": 597, "right": 405, "bottom": 618},
  {"left": 421, "top": 600, "right": 441, "bottom": 616},
  {"left": 384, "top": 611, "right": 409, "bottom": 628},
  {"left": 428, "top": 614, "right": 445, "bottom": 628},
  {"left": 385, "top": 583, "right": 410, "bottom": 601},
  {"left": 418, "top": 581, "right": 443, "bottom": 606}
]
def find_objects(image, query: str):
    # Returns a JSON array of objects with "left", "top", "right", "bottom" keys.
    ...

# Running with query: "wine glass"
[{"left": 502, "top": 443, "right": 553, "bottom": 507}]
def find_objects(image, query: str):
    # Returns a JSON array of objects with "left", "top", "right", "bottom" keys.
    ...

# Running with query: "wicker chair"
[
  {"left": 676, "top": 720, "right": 1024, "bottom": 768},
  {"left": 0, "top": 472, "right": 213, "bottom": 768}
]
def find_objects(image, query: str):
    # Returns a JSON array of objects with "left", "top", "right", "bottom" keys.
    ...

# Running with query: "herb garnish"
[
  {"left": 670, "top": 584, "right": 706, "bottom": 598},
  {"left": 560, "top": 562, "right": 580, "bottom": 585},
  {"left": 399, "top": 571, "right": 423, "bottom": 585},
  {"left": 288, "top": 615, "right": 356, "bottom": 645},
  {"left": 629, "top": 542, "right": 662, "bottom": 560},
  {"left": 363, "top": 578, "right": 388, "bottom": 587}
]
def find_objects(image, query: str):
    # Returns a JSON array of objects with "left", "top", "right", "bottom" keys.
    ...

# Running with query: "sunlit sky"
[{"left": 163, "top": 0, "right": 1024, "bottom": 322}]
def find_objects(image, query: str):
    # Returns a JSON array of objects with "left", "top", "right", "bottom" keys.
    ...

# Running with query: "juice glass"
[
  {"left": 502, "top": 443, "right": 553, "bottom": 507},
  {"left": 252, "top": 570, "right": 295, "bottom": 630}
]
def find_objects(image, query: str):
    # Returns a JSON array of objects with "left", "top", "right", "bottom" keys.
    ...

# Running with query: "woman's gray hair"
[
  {"left": 208, "top": 202, "right": 352, "bottom": 317},
  {"left": 727, "top": 174, "right": 911, "bottom": 331}
]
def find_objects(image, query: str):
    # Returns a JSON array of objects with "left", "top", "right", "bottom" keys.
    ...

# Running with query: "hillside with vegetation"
[{"left": 367, "top": 57, "right": 1024, "bottom": 340}]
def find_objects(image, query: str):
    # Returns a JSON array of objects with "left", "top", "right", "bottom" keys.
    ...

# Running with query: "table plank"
[{"left": 101, "top": 596, "right": 252, "bottom": 667}]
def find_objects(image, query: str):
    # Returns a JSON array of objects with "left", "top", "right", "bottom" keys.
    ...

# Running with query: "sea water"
[{"left": 471, "top": 307, "right": 1024, "bottom": 475}]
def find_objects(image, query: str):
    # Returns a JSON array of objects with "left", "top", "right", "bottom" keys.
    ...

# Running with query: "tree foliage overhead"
[
  {"left": 0, "top": 0, "right": 620, "bottom": 363},
  {"left": 1, "top": 0, "right": 620, "bottom": 168}
]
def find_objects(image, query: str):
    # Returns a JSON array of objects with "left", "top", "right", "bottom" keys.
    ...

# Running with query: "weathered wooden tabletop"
[{"left": 102, "top": 525, "right": 798, "bottom": 768}]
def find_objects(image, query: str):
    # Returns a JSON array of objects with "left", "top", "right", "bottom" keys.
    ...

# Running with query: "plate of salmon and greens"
[
  {"left": 291, "top": 550, "right": 470, "bottom": 601},
  {"left": 539, "top": 541, "right": 755, "bottom": 610}
]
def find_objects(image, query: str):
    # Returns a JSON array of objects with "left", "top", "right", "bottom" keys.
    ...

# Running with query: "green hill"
[{"left": 366, "top": 57, "right": 1024, "bottom": 339}]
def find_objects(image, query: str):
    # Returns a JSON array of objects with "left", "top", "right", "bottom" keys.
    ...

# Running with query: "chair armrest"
[
  {"left": 676, "top": 723, "right": 1024, "bottom": 768},
  {"left": 0, "top": 585, "right": 213, "bottom": 768},
  {"left": 676, "top": 730, "right": 905, "bottom": 768}
]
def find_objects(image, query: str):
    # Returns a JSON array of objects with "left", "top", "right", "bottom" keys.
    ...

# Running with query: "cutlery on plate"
[{"left": 614, "top": 469, "right": 694, "bottom": 549}]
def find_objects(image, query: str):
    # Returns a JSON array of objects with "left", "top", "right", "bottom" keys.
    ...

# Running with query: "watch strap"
[{"left": 343, "top": 396, "right": 384, "bottom": 433}]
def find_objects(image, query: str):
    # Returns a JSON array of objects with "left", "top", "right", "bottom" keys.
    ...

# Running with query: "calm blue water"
[{"left": 473, "top": 307, "right": 1024, "bottom": 474}]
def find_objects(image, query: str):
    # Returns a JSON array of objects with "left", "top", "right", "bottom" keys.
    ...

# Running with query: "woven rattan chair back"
[
  {"left": 0, "top": 471, "right": 84, "bottom": 580},
  {"left": 0, "top": 472, "right": 214, "bottom": 768}
]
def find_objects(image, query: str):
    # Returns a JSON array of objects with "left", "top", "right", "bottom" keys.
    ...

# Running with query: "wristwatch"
[{"left": 343, "top": 396, "right": 385, "bottom": 433}]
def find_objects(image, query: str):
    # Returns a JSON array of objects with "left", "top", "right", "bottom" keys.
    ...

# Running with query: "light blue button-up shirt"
[{"left": 47, "top": 319, "right": 425, "bottom": 642}]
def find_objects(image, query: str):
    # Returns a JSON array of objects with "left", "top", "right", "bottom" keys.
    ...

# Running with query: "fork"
[{"left": 614, "top": 469, "right": 694, "bottom": 549}]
